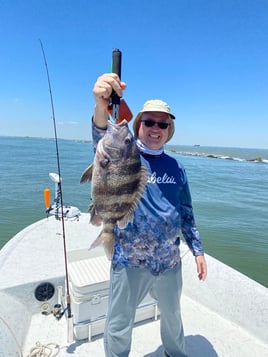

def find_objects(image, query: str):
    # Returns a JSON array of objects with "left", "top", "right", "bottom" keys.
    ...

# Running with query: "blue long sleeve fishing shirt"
[{"left": 92, "top": 124, "right": 204, "bottom": 275}]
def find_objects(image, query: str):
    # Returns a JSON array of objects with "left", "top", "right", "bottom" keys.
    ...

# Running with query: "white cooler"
[{"left": 68, "top": 255, "right": 159, "bottom": 340}]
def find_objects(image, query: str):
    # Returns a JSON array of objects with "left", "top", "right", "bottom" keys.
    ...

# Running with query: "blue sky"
[{"left": 1, "top": 0, "right": 268, "bottom": 148}]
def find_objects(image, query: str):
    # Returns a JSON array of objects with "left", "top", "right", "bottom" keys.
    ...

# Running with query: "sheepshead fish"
[{"left": 80, "top": 120, "right": 148, "bottom": 259}]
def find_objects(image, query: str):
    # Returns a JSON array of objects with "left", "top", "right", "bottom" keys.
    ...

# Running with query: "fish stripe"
[
  {"left": 97, "top": 201, "right": 135, "bottom": 215},
  {"left": 94, "top": 177, "right": 142, "bottom": 195}
]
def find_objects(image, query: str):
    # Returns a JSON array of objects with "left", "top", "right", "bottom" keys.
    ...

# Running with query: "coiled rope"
[
  {"left": 26, "top": 342, "right": 60, "bottom": 357},
  {"left": 0, "top": 317, "right": 60, "bottom": 357}
]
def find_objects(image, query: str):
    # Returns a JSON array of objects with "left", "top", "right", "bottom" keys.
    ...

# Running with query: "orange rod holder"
[{"left": 44, "top": 188, "right": 51, "bottom": 210}]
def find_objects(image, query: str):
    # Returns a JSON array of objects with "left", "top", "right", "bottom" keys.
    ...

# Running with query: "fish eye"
[
  {"left": 100, "top": 158, "right": 110, "bottom": 168},
  {"left": 125, "top": 138, "right": 131, "bottom": 145}
]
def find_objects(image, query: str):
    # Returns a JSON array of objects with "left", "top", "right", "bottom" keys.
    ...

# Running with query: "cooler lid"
[{"left": 69, "top": 256, "right": 110, "bottom": 295}]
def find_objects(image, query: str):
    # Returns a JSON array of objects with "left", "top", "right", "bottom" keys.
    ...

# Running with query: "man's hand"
[
  {"left": 93, "top": 73, "right": 127, "bottom": 127},
  {"left": 195, "top": 255, "right": 207, "bottom": 281}
]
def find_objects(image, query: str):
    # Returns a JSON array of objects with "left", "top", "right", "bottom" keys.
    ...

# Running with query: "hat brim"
[{"left": 140, "top": 108, "right": 175, "bottom": 120}]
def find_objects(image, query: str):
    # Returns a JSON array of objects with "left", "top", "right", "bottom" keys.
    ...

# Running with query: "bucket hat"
[{"left": 132, "top": 99, "right": 175, "bottom": 142}]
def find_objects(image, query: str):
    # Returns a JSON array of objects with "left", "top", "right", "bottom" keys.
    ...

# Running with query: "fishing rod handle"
[
  {"left": 112, "top": 48, "right": 121, "bottom": 78},
  {"left": 111, "top": 49, "right": 121, "bottom": 106}
]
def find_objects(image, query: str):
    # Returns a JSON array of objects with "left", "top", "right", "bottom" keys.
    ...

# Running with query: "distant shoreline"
[
  {"left": 0, "top": 135, "right": 92, "bottom": 144},
  {"left": 1, "top": 135, "right": 267, "bottom": 163},
  {"left": 1, "top": 135, "right": 268, "bottom": 151},
  {"left": 167, "top": 147, "right": 268, "bottom": 164}
]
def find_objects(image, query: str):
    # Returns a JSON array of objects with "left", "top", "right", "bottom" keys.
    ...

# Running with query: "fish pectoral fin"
[{"left": 80, "top": 164, "right": 94, "bottom": 183}]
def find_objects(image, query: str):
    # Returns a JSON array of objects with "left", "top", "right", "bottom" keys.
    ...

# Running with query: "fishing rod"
[{"left": 39, "top": 40, "right": 73, "bottom": 342}]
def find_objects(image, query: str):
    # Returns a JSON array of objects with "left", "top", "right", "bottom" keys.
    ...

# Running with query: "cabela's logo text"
[{"left": 148, "top": 172, "right": 176, "bottom": 184}]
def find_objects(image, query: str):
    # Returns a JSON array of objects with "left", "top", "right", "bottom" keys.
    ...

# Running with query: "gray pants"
[{"left": 104, "top": 263, "right": 187, "bottom": 357}]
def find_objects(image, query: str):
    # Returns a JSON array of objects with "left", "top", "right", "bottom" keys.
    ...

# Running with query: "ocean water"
[{"left": 0, "top": 136, "right": 267, "bottom": 288}]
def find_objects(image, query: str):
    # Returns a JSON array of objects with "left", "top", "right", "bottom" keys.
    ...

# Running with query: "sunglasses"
[{"left": 141, "top": 120, "right": 170, "bottom": 130}]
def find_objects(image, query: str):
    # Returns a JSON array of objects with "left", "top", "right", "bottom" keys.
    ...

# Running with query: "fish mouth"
[{"left": 109, "top": 120, "right": 128, "bottom": 128}]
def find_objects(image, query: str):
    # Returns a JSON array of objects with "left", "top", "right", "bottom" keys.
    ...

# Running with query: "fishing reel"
[
  {"left": 42, "top": 303, "right": 67, "bottom": 320},
  {"left": 43, "top": 173, "right": 81, "bottom": 219}
]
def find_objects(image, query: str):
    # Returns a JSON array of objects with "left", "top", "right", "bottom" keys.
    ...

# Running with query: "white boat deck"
[
  {"left": 21, "top": 294, "right": 268, "bottom": 357},
  {"left": 1, "top": 213, "right": 268, "bottom": 357}
]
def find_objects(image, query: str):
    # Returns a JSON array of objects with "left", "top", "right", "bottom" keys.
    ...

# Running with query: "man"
[{"left": 92, "top": 73, "right": 207, "bottom": 357}]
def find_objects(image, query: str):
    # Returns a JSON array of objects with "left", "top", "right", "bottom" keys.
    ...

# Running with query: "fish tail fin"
[
  {"left": 103, "top": 238, "right": 114, "bottom": 261},
  {"left": 89, "top": 229, "right": 114, "bottom": 260}
]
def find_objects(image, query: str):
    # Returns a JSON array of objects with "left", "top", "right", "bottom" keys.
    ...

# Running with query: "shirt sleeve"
[
  {"left": 179, "top": 171, "right": 204, "bottom": 256},
  {"left": 92, "top": 119, "right": 107, "bottom": 152}
]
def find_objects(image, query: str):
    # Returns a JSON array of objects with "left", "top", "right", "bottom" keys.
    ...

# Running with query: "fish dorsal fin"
[
  {"left": 80, "top": 164, "right": 94, "bottom": 183},
  {"left": 117, "top": 164, "right": 148, "bottom": 229}
]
